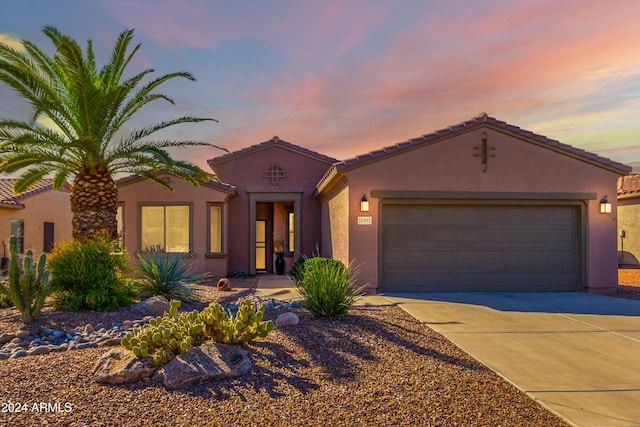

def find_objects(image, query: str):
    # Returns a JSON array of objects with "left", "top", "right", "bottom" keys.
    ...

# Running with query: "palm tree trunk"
[{"left": 70, "top": 170, "right": 118, "bottom": 240}]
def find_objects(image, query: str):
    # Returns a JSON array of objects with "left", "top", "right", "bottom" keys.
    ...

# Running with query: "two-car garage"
[
  {"left": 316, "top": 114, "right": 629, "bottom": 294},
  {"left": 379, "top": 198, "right": 583, "bottom": 292}
]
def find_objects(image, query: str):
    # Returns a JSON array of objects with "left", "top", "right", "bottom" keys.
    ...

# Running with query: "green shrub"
[
  {"left": 121, "top": 299, "right": 274, "bottom": 366},
  {"left": 290, "top": 255, "right": 307, "bottom": 281},
  {"left": 131, "top": 246, "right": 205, "bottom": 303},
  {"left": 47, "top": 231, "right": 134, "bottom": 311},
  {"left": 0, "top": 235, "right": 49, "bottom": 322},
  {"left": 294, "top": 257, "right": 365, "bottom": 320}
]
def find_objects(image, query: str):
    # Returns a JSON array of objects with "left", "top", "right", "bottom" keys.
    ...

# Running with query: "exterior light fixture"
[
  {"left": 360, "top": 194, "right": 369, "bottom": 212},
  {"left": 599, "top": 196, "right": 612, "bottom": 214}
]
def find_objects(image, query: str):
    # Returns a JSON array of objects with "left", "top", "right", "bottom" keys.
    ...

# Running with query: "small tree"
[
  {"left": 0, "top": 235, "right": 49, "bottom": 322},
  {"left": 0, "top": 26, "right": 225, "bottom": 240}
]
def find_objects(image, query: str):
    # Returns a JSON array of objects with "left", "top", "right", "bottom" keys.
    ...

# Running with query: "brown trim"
[
  {"left": 137, "top": 202, "right": 194, "bottom": 253},
  {"left": 371, "top": 190, "right": 597, "bottom": 201},
  {"left": 617, "top": 193, "right": 640, "bottom": 201},
  {"left": 204, "top": 253, "right": 227, "bottom": 258},
  {"left": 206, "top": 202, "right": 225, "bottom": 255},
  {"left": 0, "top": 202, "right": 24, "bottom": 210},
  {"left": 247, "top": 191, "right": 302, "bottom": 275}
]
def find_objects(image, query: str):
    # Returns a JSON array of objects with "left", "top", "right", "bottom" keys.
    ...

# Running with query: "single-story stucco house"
[
  {"left": 117, "top": 114, "right": 631, "bottom": 294},
  {"left": 0, "top": 179, "right": 72, "bottom": 257},
  {"left": 617, "top": 174, "right": 640, "bottom": 267}
]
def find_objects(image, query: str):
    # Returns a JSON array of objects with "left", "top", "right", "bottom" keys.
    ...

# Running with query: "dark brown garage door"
[{"left": 380, "top": 204, "right": 581, "bottom": 292}]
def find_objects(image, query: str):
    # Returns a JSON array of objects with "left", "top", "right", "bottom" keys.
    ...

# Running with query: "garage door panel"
[{"left": 381, "top": 204, "right": 580, "bottom": 292}]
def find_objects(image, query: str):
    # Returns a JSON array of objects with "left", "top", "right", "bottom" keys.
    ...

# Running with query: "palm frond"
[
  {"left": 0, "top": 26, "right": 223, "bottom": 236},
  {"left": 12, "top": 166, "right": 54, "bottom": 194},
  {"left": 52, "top": 170, "right": 71, "bottom": 189},
  {"left": 100, "top": 29, "right": 136, "bottom": 90}
]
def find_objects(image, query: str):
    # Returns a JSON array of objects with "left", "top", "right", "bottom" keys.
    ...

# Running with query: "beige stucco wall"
[
  {"left": 117, "top": 174, "right": 231, "bottom": 279},
  {"left": 323, "top": 184, "right": 350, "bottom": 266},
  {"left": 617, "top": 201, "right": 640, "bottom": 266},
  {"left": 328, "top": 127, "right": 622, "bottom": 292},
  {"left": 0, "top": 190, "right": 72, "bottom": 256}
]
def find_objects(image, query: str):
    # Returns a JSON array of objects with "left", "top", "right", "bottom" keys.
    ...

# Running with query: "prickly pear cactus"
[{"left": 121, "top": 298, "right": 275, "bottom": 366}]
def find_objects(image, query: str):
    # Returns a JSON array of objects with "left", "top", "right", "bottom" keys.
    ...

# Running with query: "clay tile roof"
[
  {"left": 618, "top": 174, "right": 640, "bottom": 198},
  {"left": 330, "top": 113, "right": 631, "bottom": 175},
  {"left": 0, "top": 179, "right": 68, "bottom": 206},
  {"left": 207, "top": 136, "right": 338, "bottom": 166},
  {"left": 315, "top": 113, "right": 631, "bottom": 195}
]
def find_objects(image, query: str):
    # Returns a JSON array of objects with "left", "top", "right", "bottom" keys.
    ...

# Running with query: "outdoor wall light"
[
  {"left": 360, "top": 194, "right": 370, "bottom": 212},
  {"left": 600, "top": 196, "right": 612, "bottom": 214}
]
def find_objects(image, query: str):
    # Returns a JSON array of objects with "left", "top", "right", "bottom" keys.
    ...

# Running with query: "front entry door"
[{"left": 255, "top": 220, "right": 267, "bottom": 271}]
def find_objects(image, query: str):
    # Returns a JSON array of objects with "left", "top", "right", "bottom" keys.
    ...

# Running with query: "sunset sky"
[{"left": 1, "top": 1, "right": 640, "bottom": 172}]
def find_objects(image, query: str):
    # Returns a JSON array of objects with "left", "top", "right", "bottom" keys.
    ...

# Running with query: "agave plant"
[{"left": 132, "top": 246, "right": 207, "bottom": 303}]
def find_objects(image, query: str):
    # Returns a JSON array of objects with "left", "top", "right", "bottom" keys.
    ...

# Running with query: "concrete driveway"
[{"left": 384, "top": 292, "right": 640, "bottom": 427}]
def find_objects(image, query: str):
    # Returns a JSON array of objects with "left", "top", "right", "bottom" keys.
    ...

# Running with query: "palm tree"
[{"left": 0, "top": 26, "right": 222, "bottom": 239}]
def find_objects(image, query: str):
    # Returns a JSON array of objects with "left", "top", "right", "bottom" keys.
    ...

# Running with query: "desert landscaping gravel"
[{"left": 8, "top": 275, "right": 640, "bottom": 426}]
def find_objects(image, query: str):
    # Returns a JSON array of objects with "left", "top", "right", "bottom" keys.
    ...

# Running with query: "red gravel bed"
[{"left": 0, "top": 280, "right": 569, "bottom": 426}]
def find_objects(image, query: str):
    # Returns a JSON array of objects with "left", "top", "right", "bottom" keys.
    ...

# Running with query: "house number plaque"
[{"left": 357, "top": 216, "right": 373, "bottom": 225}]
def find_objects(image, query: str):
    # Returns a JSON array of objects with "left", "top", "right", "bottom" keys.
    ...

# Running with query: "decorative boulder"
[
  {"left": 276, "top": 312, "right": 299, "bottom": 327},
  {"left": 152, "top": 342, "right": 251, "bottom": 389},
  {"left": 93, "top": 348, "right": 157, "bottom": 384},
  {"left": 129, "top": 295, "right": 170, "bottom": 317},
  {"left": 0, "top": 333, "right": 16, "bottom": 344},
  {"left": 97, "top": 337, "right": 123, "bottom": 347}
]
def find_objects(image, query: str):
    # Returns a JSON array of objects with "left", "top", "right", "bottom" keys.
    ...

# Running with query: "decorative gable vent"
[{"left": 264, "top": 162, "right": 285, "bottom": 185}]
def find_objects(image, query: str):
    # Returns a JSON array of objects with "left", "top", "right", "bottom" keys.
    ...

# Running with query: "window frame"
[
  {"left": 206, "top": 202, "right": 225, "bottom": 256},
  {"left": 286, "top": 209, "right": 295, "bottom": 255},
  {"left": 138, "top": 202, "right": 193, "bottom": 253},
  {"left": 116, "top": 203, "right": 125, "bottom": 249},
  {"left": 10, "top": 218, "right": 24, "bottom": 254},
  {"left": 43, "top": 221, "right": 54, "bottom": 253}
]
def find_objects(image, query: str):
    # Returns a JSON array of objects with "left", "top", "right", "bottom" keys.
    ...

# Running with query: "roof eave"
[
  {"left": 0, "top": 202, "right": 24, "bottom": 210},
  {"left": 618, "top": 192, "right": 640, "bottom": 200},
  {"left": 486, "top": 123, "right": 632, "bottom": 176},
  {"left": 314, "top": 166, "right": 340, "bottom": 197},
  {"left": 116, "top": 173, "right": 237, "bottom": 196},
  {"left": 208, "top": 137, "right": 338, "bottom": 167}
]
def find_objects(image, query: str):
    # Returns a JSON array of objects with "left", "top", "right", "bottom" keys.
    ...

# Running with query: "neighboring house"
[
  {"left": 617, "top": 174, "right": 640, "bottom": 267},
  {"left": 0, "top": 179, "right": 72, "bottom": 258},
  {"left": 117, "top": 114, "right": 630, "bottom": 294}
]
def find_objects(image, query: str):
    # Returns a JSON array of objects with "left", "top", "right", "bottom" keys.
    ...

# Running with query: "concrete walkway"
[
  {"left": 255, "top": 275, "right": 300, "bottom": 300},
  {"left": 384, "top": 292, "right": 640, "bottom": 427}
]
